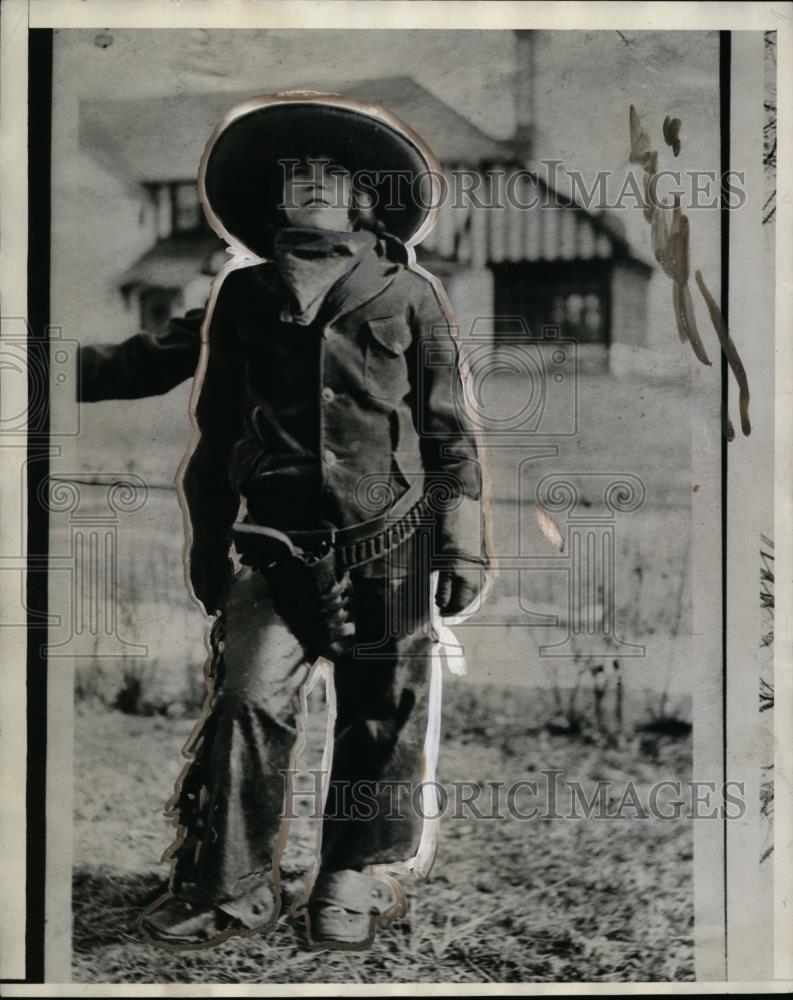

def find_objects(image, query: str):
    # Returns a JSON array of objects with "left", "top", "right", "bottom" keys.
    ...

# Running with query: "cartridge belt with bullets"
[
  {"left": 230, "top": 480, "right": 429, "bottom": 660},
  {"left": 231, "top": 478, "right": 428, "bottom": 573}
]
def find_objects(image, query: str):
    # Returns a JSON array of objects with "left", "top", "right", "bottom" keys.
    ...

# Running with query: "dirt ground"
[{"left": 72, "top": 684, "right": 694, "bottom": 984}]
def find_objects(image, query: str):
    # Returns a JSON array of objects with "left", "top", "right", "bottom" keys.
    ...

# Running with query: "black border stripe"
[
  {"left": 719, "top": 28, "right": 731, "bottom": 979},
  {"left": 25, "top": 26, "right": 53, "bottom": 986}
]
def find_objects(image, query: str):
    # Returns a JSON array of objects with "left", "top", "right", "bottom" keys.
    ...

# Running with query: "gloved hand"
[
  {"left": 432, "top": 494, "right": 489, "bottom": 616},
  {"left": 435, "top": 563, "right": 486, "bottom": 616}
]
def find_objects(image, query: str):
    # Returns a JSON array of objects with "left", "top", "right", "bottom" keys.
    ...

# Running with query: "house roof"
[
  {"left": 83, "top": 74, "right": 650, "bottom": 272},
  {"left": 119, "top": 230, "right": 222, "bottom": 291},
  {"left": 80, "top": 76, "right": 513, "bottom": 185}
]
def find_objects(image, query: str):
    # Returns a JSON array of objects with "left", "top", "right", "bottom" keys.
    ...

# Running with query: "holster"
[{"left": 231, "top": 524, "right": 354, "bottom": 661}]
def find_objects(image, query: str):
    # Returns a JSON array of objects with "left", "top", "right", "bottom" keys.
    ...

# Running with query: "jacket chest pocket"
[{"left": 363, "top": 316, "right": 413, "bottom": 402}]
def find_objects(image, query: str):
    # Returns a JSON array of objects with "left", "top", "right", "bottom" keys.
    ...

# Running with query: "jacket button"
[
  {"left": 322, "top": 387, "right": 335, "bottom": 403},
  {"left": 324, "top": 449, "right": 337, "bottom": 466}
]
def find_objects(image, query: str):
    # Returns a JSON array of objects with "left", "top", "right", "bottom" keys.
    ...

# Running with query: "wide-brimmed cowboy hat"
[{"left": 199, "top": 92, "right": 441, "bottom": 256}]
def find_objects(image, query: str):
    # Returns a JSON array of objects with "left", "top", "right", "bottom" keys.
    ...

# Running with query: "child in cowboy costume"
[{"left": 78, "top": 93, "right": 490, "bottom": 949}]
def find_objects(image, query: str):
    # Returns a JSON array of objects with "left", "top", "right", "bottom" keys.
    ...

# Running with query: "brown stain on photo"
[{"left": 629, "top": 105, "right": 751, "bottom": 438}]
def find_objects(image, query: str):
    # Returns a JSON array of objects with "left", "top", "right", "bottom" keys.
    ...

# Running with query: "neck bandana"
[{"left": 272, "top": 227, "right": 378, "bottom": 326}]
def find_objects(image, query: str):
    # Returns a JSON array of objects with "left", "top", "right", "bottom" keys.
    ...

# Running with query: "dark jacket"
[{"left": 79, "top": 251, "right": 485, "bottom": 613}]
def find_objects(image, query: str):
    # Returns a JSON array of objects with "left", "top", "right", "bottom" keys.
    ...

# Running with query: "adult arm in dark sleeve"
[
  {"left": 77, "top": 308, "right": 204, "bottom": 401},
  {"left": 409, "top": 275, "right": 490, "bottom": 614}
]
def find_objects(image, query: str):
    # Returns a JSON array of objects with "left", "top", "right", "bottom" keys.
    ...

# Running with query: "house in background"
[
  {"left": 80, "top": 31, "right": 653, "bottom": 375},
  {"left": 63, "top": 29, "right": 693, "bottom": 701}
]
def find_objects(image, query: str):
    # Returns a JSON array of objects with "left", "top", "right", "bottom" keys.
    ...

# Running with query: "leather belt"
[{"left": 233, "top": 478, "right": 429, "bottom": 572}]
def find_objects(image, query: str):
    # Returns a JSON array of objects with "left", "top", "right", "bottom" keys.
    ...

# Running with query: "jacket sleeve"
[
  {"left": 409, "top": 275, "right": 489, "bottom": 567},
  {"left": 77, "top": 308, "right": 204, "bottom": 401},
  {"left": 181, "top": 277, "right": 244, "bottom": 615}
]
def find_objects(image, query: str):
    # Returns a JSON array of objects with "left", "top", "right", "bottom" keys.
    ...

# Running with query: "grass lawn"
[{"left": 72, "top": 682, "right": 693, "bottom": 984}]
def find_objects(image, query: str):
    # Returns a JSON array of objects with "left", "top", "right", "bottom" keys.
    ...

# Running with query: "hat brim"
[{"left": 201, "top": 96, "right": 439, "bottom": 255}]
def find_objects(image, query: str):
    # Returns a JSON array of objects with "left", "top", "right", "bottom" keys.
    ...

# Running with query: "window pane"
[
  {"left": 174, "top": 183, "right": 200, "bottom": 232},
  {"left": 493, "top": 263, "right": 609, "bottom": 345}
]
